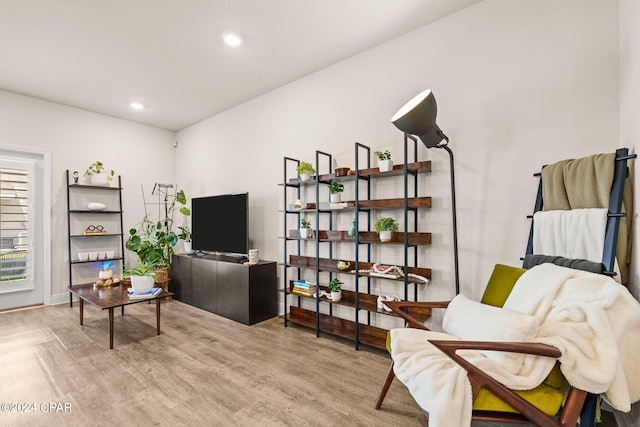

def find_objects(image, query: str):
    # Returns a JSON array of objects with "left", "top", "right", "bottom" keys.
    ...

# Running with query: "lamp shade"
[{"left": 391, "top": 89, "right": 444, "bottom": 148}]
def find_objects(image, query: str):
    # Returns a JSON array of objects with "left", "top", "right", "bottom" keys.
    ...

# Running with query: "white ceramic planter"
[
  {"left": 378, "top": 159, "right": 393, "bottom": 173},
  {"left": 130, "top": 275, "right": 154, "bottom": 294},
  {"left": 379, "top": 230, "right": 393, "bottom": 242},
  {"left": 300, "top": 172, "right": 311, "bottom": 182},
  {"left": 183, "top": 241, "right": 195, "bottom": 254},
  {"left": 330, "top": 193, "right": 341, "bottom": 203},
  {"left": 299, "top": 228, "right": 311, "bottom": 239},
  {"left": 99, "top": 270, "right": 113, "bottom": 280},
  {"left": 90, "top": 173, "right": 109, "bottom": 186},
  {"left": 331, "top": 290, "right": 342, "bottom": 302}
]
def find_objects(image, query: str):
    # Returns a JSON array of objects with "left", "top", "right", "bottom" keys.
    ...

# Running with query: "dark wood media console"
[{"left": 170, "top": 253, "right": 278, "bottom": 325}]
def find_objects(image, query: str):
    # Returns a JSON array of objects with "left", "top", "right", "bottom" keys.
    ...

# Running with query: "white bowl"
[
  {"left": 87, "top": 202, "right": 106, "bottom": 211},
  {"left": 78, "top": 252, "right": 88, "bottom": 261},
  {"left": 88, "top": 252, "right": 98, "bottom": 261}
]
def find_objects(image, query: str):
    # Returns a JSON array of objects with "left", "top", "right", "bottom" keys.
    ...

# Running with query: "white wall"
[
  {"left": 620, "top": 0, "right": 640, "bottom": 301},
  {"left": 0, "top": 90, "right": 176, "bottom": 304},
  {"left": 176, "top": 0, "right": 620, "bottom": 323}
]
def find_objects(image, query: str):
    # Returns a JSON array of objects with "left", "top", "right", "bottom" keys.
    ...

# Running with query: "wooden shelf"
[
  {"left": 286, "top": 306, "right": 389, "bottom": 350},
  {"left": 288, "top": 230, "right": 431, "bottom": 245},
  {"left": 68, "top": 184, "right": 122, "bottom": 190},
  {"left": 69, "top": 233, "right": 123, "bottom": 238},
  {"left": 283, "top": 281, "right": 431, "bottom": 322},
  {"left": 69, "top": 210, "right": 123, "bottom": 214},
  {"left": 284, "top": 161, "right": 432, "bottom": 185},
  {"left": 283, "top": 196, "right": 431, "bottom": 213},
  {"left": 287, "top": 255, "right": 431, "bottom": 282}
]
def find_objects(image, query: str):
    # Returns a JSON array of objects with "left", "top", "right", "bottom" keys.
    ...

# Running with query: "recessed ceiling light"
[
  {"left": 223, "top": 33, "right": 243, "bottom": 47},
  {"left": 130, "top": 102, "right": 145, "bottom": 111}
]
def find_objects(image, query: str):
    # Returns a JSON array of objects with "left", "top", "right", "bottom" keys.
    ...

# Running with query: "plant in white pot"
[
  {"left": 328, "top": 181, "right": 344, "bottom": 203},
  {"left": 296, "top": 161, "right": 316, "bottom": 182},
  {"left": 99, "top": 261, "right": 113, "bottom": 280},
  {"left": 178, "top": 226, "right": 194, "bottom": 254},
  {"left": 374, "top": 217, "right": 399, "bottom": 242},
  {"left": 327, "top": 278, "right": 343, "bottom": 302},
  {"left": 299, "top": 218, "right": 312, "bottom": 239},
  {"left": 375, "top": 150, "right": 393, "bottom": 173},
  {"left": 124, "top": 258, "right": 157, "bottom": 294},
  {"left": 85, "top": 161, "right": 114, "bottom": 186}
]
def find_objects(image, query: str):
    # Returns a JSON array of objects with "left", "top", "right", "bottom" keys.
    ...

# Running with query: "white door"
[{"left": 0, "top": 149, "right": 50, "bottom": 311}]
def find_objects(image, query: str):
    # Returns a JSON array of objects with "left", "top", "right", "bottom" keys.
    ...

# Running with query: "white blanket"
[
  {"left": 391, "top": 264, "right": 640, "bottom": 427},
  {"left": 532, "top": 208, "right": 608, "bottom": 263}
]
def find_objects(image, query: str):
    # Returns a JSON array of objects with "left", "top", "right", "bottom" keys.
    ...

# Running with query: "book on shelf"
[
  {"left": 291, "top": 286, "right": 316, "bottom": 297},
  {"left": 292, "top": 280, "right": 316, "bottom": 288},
  {"left": 128, "top": 287, "right": 163, "bottom": 300},
  {"left": 318, "top": 201, "right": 354, "bottom": 210},
  {"left": 368, "top": 271, "right": 401, "bottom": 279}
]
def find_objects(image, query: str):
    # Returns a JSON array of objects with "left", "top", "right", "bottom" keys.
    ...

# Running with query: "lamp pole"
[{"left": 439, "top": 143, "right": 460, "bottom": 295}]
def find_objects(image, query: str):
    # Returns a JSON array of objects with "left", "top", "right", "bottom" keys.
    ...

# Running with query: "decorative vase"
[
  {"left": 378, "top": 159, "right": 393, "bottom": 173},
  {"left": 379, "top": 230, "right": 393, "bottom": 242},
  {"left": 130, "top": 275, "right": 154, "bottom": 294},
  {"left": 348, "top": 218, "right": 357, "bottom": 237},
  {"left": 90, "top": 173, "right": 109, "bottom": 186},
  {"left": 331, "top": 290, "right": 342, "bottom": 302},
  {"left": 99, "top": 270, "right": 113, "bottom": 280},
  {"left": 330, "top": 193, "right": 341, "bottom": 203},
  {"left": 299, "top": 227, "right": 311, "bottom": 239},
  {"left": 183, "top": 241, "right": 194, "bottom": 254},
  {"left": 300, "top": 173, "right": 311, "bottom": 182}
]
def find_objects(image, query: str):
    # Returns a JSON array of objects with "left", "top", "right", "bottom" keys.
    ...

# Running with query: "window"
[{"left": 0, "top": 162, "right": 32, "bottom": 292}]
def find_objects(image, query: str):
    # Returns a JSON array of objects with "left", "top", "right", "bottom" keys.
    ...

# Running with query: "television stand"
[{"left": 170, "top": 253, "right": 277, "bottom": 325}]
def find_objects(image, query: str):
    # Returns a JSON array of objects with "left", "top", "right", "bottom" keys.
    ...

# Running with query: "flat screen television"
[{"left": 191, "top": 193, "right": 248, "bottom": 255}]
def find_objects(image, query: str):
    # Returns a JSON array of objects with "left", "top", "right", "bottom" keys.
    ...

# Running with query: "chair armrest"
[
  {"left": 383, "top": 301, "right": 451, "bottom": 330},
  {"left": 428, "top": 339, "right": 571, "bottom": 427}
]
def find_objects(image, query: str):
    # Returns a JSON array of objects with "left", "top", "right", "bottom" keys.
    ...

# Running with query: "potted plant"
[
  {"left": 327, "top": 278, "right": 343, "bottom": 302},
  {"left": 126, "top": 188, "right": 190, "bottom": 271},
  {"left": 375, "top": 150, "right": 393, "bottom": 173},
  {"left": 178, "top": 225, "right": 194, "bottom": 254},
  {"left": 328, "top": 181, "right": 344, "bottom": 203},
  {"left": 296, "top": 161, "right": 316, "bottom": 182},
  {"left": 299, "top": 218, "right": 312, "bottom": 239},
  {"left": 374, "top": 217, "right": 399, "bottom": 242},
  {"left": 72, "top": 170, "right": 79, "bottom": 184},
  {"left": 124, "top": 258, "right": 157, "bottom": 294},
  {"left": 85, "top": 161, "right": 115, "bottom": 186},
  {"left": 99, "top": 261, "right": 113, "bottom": 280}
]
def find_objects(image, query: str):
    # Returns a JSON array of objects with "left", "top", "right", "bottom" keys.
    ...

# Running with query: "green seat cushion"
[
  {"left": 473, "top": 362, "right": 568, "bottom": 416},
  {"left": 480, "top": 264, "right": 527, "bottom": 307}
]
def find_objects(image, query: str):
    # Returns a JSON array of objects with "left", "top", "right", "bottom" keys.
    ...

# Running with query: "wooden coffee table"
[{"left": 69, "top": 283, "right": 173, "bottom": 349}]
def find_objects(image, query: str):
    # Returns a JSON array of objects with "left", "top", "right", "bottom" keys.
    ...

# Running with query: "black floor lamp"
[{"left": 390, "top": 89, "right": 460, "bottom": 295}]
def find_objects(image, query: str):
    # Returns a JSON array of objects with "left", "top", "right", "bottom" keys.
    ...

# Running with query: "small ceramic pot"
[
  {"left": 99, "top": 270, "right": 113, "bottom": 280},
  {"left": 378, "top": 159, "right": 393, "bottom": 173},
  {"left": 331, "top": 291, "right": 342, "bottom": 302},
  {"left": 379, "top": 230, "right": 393, "bottom": 242},
  {"left": 299, "top": 228, "right": 311, "bottom": 239},
  {"left": 300, "top": 173, "right": 311, "bottom": 182},
  {"left": 330, "top": 193, "right": 341, "bottom": 203}
]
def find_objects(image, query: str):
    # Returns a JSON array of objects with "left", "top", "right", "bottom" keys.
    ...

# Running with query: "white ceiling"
[{"left": 0, "top": 0, "right": 480, "bottom": 131}]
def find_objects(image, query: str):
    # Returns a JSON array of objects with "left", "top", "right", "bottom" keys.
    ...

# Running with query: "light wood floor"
[{"left": 0, "top": 300, "right": 427, "bottom": 427}]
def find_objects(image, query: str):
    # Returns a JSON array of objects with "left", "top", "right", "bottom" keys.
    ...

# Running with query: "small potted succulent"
[
  {"left": 72, "top": 170, "right": 79, "bottom": 184},
  {"left": 299, "top": 218, "right": 312, "bottom": 239},
  {"left": 327, "top": 278, "right": 343, "bottom": 302},
  {"left": 99, "top": 261, "right": 113, "bottom": 280},
  {"left": 296, "top": 161, "right": 316, "bottom": 182},
  {"left": 375, "top": 150, "right": 393, "bottom": 173},
  {"left": 178, "top": 225, "right": 194, "bottom": 254},
  {"left": 374, "top": 217, "right": 399, "bottom": 242},
  {"left": 328, "top": 181, "right": 344, "bottom": 203},
  {"left": 124, "top": 258, "right": 157, "bottom": 294},
  {"left": 85, "top": 161, "right": 115, "bottom": 186}
]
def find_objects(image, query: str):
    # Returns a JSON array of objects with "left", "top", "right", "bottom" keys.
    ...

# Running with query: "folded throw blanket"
[
  {"left": 532, "top": 208, "right": 607, "bottom": 264},
  {"left": 391, "top": 264, "right": 640, "bottom": 426}
]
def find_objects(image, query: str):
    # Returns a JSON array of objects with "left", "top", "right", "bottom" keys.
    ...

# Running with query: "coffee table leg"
[
  {"left": 79, "top": 298, "right": 84, "bottom": 325},
  {"left": 121, "top": 305, "right": 124, "bottom": 316},
  {"left": 156, "top": 298, "right": 161, "bottom": 335},
  {"left": 109, "top": 307, "right": 114, "bottom": 349}
]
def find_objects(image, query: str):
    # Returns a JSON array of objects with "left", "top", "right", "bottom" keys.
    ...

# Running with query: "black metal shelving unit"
[
  {"left": 66, "top": 170, "right": 125, "bottom": 306},
  {"left": 279, "top": 141, "right": 433, "bottom": 350}
]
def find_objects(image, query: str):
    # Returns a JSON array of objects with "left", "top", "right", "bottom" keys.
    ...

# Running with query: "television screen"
[{"left": 191, "top": 193, "right": 248, "bottom": 255}]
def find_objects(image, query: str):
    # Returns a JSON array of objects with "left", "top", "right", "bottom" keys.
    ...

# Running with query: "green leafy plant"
[
  {"left": 296, "top": 161, "right": 316, "bottom": 176},
  {"left": 375, "top": 150, "right": 391, "bottom": 160},
  {"left": 123, "top": 257, "right": 157, "bottom": 277},
  {"left": 178, "top": 225, "right": 192, "bottom": 242},
  {"left": 126, "top": 189, "right": 190, "bottom": 268},
  {"left": 327, "top": 278, "right": 343, "bottom": 292},
  {"left": 328, "top": 181, "right": 344, "bottom": 194},
  {"left": 300, "top": 218, "right": 311, "bottom": 228},
  {"left": 374, "top": 217, "right": 399, "bottom": 233},
  {"left": 85, "top": 161, "right": 115, "bottom": 178}
]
